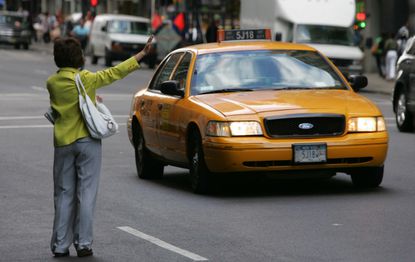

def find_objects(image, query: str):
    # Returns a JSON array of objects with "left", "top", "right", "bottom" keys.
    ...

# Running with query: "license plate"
[
  {"left": 293, "top": 144, "right": 327, "bottom": 164},
  {"left": 224, "top": 29, "right": 268, "bottom": 41}
]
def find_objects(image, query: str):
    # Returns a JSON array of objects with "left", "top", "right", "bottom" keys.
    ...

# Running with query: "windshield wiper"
[
  {"left": 199, "top": 88, "right": 254, "bottom": 95},
  {"left": 264, "top": 86, "right": 344, "bottom": 91}
]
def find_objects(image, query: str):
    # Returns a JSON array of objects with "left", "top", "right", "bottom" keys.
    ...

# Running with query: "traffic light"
[
  {"left": 356, "top": 12, "right": 366, "bottom": 21},
  {"left": 355, "top": 12, "right": 366, "bottom": 29},
  {"left": 355, "top": 0, "right": 366, "bottom": 29},
  {"left": 90, "top": 0, "right": 98, "bottom": 7}
]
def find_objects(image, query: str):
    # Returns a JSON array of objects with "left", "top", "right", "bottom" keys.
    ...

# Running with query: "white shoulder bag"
[{"left": 75, "top": 73, "right": 118, "bottom": 139}]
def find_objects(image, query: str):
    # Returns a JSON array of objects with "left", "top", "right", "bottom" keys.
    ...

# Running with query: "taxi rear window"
[{"left": 191, "top": 50, "right": 346, "bottom": 95}]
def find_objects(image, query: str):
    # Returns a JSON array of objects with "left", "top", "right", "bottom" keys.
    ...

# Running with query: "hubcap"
[
  {"left": 397, "top": 93, "right": 407, "bottom": 126},
  {"left": 191, "top": 147, "right": 199, "bottom": 173},
  {"left": 135, "top": 136, "right": 144, "bottom": 171}
]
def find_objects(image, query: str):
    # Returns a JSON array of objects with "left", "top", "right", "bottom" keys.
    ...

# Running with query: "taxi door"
[
  {"left": 140, "top": 53, "right": 183, "bottom": 155},
  {"left": 141, "top": 52, "right": 184, "bottom": 155},
  {"left": 157, "top": 52, "right": 192, "bottom": 163}
]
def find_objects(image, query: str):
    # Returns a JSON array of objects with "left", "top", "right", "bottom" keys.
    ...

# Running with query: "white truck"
[{"left": 240, "top": 0, "right": 363, "bottom": 76}]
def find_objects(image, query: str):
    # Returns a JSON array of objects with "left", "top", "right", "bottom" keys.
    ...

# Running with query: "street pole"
[{"left": 151, "top": 0, "right": 155, "bottom": 22}]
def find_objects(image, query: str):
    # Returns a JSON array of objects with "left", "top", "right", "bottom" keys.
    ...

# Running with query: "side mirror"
[
  {"left": 348, "top": 75, "right": 368, "bottom": 91},
  {"left": 101, "top": 25, "right": 107, "bottom": 32},
  {"left": 159, "top": 80, "right": 184, "bottom": 97},
  {"left": 275, "top": 33, "right": 282, "bottom": 41}
]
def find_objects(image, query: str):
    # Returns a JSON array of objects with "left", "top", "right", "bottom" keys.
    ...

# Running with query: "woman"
[{"left": 47, "top": 35, "right": 153, "bottom": 257}]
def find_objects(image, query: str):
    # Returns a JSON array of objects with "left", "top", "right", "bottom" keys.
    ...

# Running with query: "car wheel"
[
  {"left": 395, "top": 91, "right": 414, "bottom": 132},
  {"left": 351, "top": 166, "right": 384, "bottom": 188},
  {"left": 92, "top": 55, "right": 98, "bottom": 65},
  {"left": 133, "top": 124, "right": 164, "bottom": 179},
  {"left": 105, "top": 48, "right": 112, "bottom": 67},
  {"left": 22, "top": 43, "right": 29, "bottom": 50},
  {"left": 14, "top": 44, "right": 20, "bottom": 49},
  {"left": 188, "top": 130, "right": 211, "bottom": 194},
  {"left": 90, "top": 47, "right": 98, "bottom": 65}
]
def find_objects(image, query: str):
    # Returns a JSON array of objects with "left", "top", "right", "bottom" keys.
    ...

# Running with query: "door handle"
[{"left": 157, "top": 104, "right": 163, "bottom": 110}]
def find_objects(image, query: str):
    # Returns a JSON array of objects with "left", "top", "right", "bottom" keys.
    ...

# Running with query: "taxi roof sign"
[{"left": 217, "top": 29, "right": 272, "bottom": 43}]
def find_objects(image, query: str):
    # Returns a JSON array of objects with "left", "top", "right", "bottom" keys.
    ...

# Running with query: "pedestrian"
[
  {"left": 205, "top": 14, "right": 221, "bottom": 43},
  {"left": 384, "top": 32, "right": 398, "bottom": 80},
  {"left": 371, "top": 33, "right": 386, "bottom": 78},
  {"left": 47, "top": 35, "right": 153, "bottom": 257},
  {"left": 71, "top": 18, "right": 89, "bottom": 50},
  {"left": 396, "top": 21, "right": 410, "bottom": 59}
]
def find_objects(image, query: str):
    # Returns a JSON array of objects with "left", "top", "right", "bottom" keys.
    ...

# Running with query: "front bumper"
[
  {"left": 203, "top": 132, "right": 388, "bottom": 173},
  {"left": 0, "top": 34, "right": 30, "bottom": 45}
]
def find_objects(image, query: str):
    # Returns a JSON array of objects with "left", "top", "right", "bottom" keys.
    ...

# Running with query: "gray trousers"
[{"left": 51, "top": 137, "right": 102, "bottom": 253}]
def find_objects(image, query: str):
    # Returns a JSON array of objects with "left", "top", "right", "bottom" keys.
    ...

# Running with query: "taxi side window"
[
  {"left": 149, "top": 52, "right": 183, "bottom": 91},
  {"left": 171, "top": 52, "right": 192, "bottom": 91}
]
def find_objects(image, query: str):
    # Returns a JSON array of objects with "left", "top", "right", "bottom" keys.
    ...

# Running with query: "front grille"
[
  {"left": 264, "top": 114, "right": 345, "bottom": 137},
  {"left": 330, "top": 58, "right": 353, "bottom": 67}
]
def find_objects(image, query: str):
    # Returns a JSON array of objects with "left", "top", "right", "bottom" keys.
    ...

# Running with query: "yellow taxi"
[{"left": 127, "top": 29, "right": 388, "bottom": 193}]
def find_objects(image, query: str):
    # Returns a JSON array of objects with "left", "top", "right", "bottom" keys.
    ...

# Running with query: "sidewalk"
[{"left": 362, "top": 73, "right": 394, "bottom": 96}]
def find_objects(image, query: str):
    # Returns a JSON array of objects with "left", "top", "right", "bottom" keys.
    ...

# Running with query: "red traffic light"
[
  {"left": 356, "top": 12, "right": 366, "bottom": 21},
  {"left": 90, "top": 0, "right": 98, "bottom": 7}
]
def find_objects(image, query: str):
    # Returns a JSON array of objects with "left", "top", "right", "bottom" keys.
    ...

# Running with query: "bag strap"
[{"left": 74, "top": 73, "right": 87, "bottom": 98}]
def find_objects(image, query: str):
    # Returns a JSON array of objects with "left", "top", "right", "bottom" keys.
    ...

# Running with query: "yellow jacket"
[{"left": 47, "top": 57, "right": 139, "bottom": 147}]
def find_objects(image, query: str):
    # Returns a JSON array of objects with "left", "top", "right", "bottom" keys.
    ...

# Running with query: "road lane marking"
[
  {"left": 0, "top": 123, "right": 126, "bottom": 129},
  {"left": 117, "top": 226, "right": 208, "bottom": 261},
  {"left": 31, "top": 86, "right": 47, "bottom": 92},
  {"left": 0, "top": 124, "right": 52, "bottom": 129},
  {"left": 0, "top": 115, "right": 129, "bottom": 121}
]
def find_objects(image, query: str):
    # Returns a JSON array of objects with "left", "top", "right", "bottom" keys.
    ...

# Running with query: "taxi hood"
[{"left": 195, "top": 90, "right": 379, "bottom": 117}]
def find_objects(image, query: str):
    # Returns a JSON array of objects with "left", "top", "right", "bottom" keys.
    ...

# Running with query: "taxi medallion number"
[
  {"left": 224, "top": 29, "right": 267, "bottom": 41},
  {"left": 293, "top": 144, "right": 327, "bottom": 164}
]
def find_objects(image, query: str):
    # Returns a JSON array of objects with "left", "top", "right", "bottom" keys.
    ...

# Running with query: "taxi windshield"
[{"left": 191, "top": 50, "right": 346, "bottom": 95}]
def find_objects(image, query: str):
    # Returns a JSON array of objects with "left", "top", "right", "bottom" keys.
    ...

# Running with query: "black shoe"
[
  {"left": 53, "top": 251, "right": 69, "bottom": 257},
  {"left": 77, "top": 248, "right": 93, "bottom": 257}
]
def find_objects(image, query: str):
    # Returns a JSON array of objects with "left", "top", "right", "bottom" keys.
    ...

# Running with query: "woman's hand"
[
  {"left": 96, "top": 95, "right": 103, "bottom": 103},
  {"left": 135, "top": 35, "right": 154, "bottom": 62}
]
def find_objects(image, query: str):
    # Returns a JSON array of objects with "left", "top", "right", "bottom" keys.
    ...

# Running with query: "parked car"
[
  {"left": 393, "top": 36, "right": 415, "bottom": 132},
  {"left": 127, "top": 29, "right": 388, "bottom": 194},
  {"left": 89, "top": 14, "right": 157, "bottom": 68},
  {"left": 0, "top": 11, "right": 31, "bottom": 49}
]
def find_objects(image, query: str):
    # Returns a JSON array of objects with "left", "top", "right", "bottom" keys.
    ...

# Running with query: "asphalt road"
[{"left": 1, "top": 45, "right": 415, "bottom": 262}]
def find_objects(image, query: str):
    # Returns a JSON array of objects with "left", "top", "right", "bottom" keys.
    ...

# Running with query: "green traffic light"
[{"left": 359, "top": 21, "right": 366, "bottom": 28}]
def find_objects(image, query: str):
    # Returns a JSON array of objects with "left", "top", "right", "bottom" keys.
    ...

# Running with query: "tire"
[
  {"left": 91, "top": 47, "right": 98, "bottom": 65},
  {"left": 133, "top": 124, "right": 164, "bottom": 179},
  {"left": 351, "top": 166, "right": 384, "bottom": 188},
  {"left": 22, "top": 43, "right": 29, "bottom": 50},
  {"left": 105, "top": 49, "right": 112, "bottom": 67},
  {"left": 395, "top": 91, "right": 414, "bottom": 132},
  {"left": 14, "top": 44, "right": 20, "bottom": 49},
  {"left": 91, "top": 55, "right": 98, "bottom": 65},
  {"left": 188, "top": 130, "right": 211, "bottom": 194}
]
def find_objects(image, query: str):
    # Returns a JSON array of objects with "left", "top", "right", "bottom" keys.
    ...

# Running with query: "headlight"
[
  {"left": 206, "top": 121, "right": 263, "bottom": 137},
  {"left": 347, "top": 117, "right": 386, "bottom": 132},
  {"left": 111, "top": 41, "right": 122, "bottom": 51}
]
